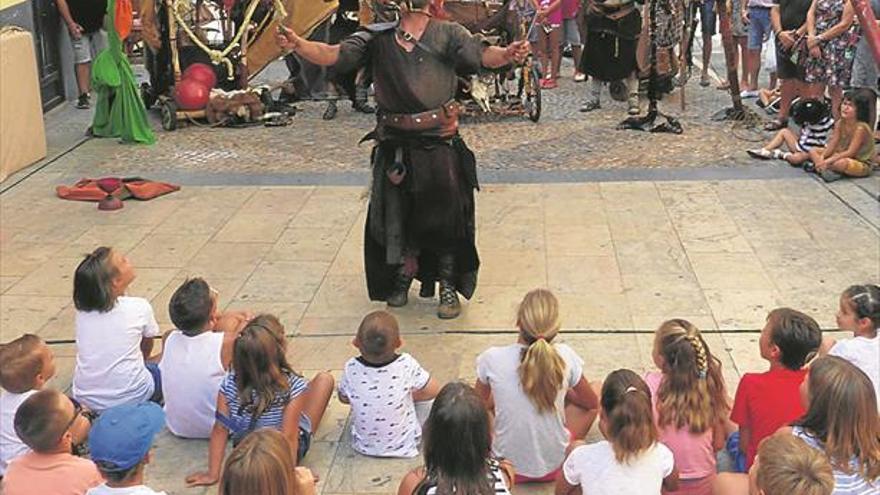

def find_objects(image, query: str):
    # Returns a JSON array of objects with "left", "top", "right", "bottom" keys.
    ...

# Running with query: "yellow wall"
[{"left": 0, "top": 0, "right": 28, "bottom": 10}]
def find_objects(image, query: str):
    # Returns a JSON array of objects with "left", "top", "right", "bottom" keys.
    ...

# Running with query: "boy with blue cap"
[{"left": 86, "top": 403, "right": 167, "bottom": 495}]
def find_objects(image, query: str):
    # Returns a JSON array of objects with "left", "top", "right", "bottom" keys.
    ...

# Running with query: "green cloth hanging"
[{"left": 91, "top": 0, "right": 156, "bottom": 144}]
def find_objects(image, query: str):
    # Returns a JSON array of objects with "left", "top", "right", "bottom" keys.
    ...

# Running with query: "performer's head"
[{"left": 355, "top": 310, "right": 402, "bottom": 364}]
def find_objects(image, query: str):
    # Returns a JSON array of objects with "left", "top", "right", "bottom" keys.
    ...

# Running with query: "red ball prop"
[
  {"left": 182, "top": 63, "right": 217, "bottom": 90},
  {"left": 174, "top": 78, "right": 211, "bottom": 110}
]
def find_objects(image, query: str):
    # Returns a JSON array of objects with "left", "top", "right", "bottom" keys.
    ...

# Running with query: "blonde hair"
[
  {"left": 0, "top": 334, "right": 46, "bottom": 393},
  {"left": 654, "top": 319, "right": 728, "bottom": 433},
  {"left": 756, "top": 435, "right": 835, "bottom": 495},
  {"left": 601, "top": 370, "right": 658, "bottom": 463},
  {"left": 516, "top": 289, "right": 566, "bottom": 414},
  {"left": 220, "top": 428, "right": 298, "bottom": 495}
]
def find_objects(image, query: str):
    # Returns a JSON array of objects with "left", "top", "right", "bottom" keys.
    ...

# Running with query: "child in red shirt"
[{"left": 730, "top": 308, "right": 822, "bottom": 470}]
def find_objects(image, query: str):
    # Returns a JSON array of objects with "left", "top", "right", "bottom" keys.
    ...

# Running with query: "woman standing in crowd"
[{"left": 803, "top": 0, "right": 857, "bottom": 119}]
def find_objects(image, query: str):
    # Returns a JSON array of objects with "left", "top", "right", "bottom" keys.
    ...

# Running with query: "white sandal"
[{"left": 747, "top": 148, "right": 773, "bottom": 160}]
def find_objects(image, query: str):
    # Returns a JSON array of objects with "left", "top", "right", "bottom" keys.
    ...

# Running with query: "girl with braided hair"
[
  {"left": 643, "top": 319, "right": 730, "bottom": 495},
  {"left": 821, "top": 284, "right": 880, "bottom": 410},
  {"left": 475, "top": 289, "right": 600, "bottom": 483}
]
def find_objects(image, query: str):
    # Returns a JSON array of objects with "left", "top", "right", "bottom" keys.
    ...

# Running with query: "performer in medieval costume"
[
  {"left": 579, "top": 0, "right": 643, "bottom": 115},
  {"left": 276, "top": 0, "right": 528, "bottom": 319}
]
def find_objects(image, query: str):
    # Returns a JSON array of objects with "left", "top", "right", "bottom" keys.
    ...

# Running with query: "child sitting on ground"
[
  {"left": 159, "top": 278, "right": 252, "bottom": 439},
  {"left": 72, "top": 247, "right": 162, "bottom": 411},
  {"left": 475, "top": 289, "right": 600, "bottom": 482},
  {"left": 730, "top": 308, "right": 821, "bottom": 471},
  {"left": 397, "top": 382, "right": 515, "bottom": 495},
  {"left": 86, "top": 402, "right": 167, "bottom": 495},
  {"left": 219, "top": 428, "right": 317, "bottom": 495},
  {"left": 786, "top": 356, "right": 880, "bottom": 493},
  {"left": 747, "top": 98, "right": 833, "bottom": 165},
  {"left": 338, "top": 310, "right": 440, "bottom": 458},
  {"left": 3, "top": 389, "right": 101, "bottom": 495},
  {"left": 556, "top": 369, "right": 679, "bottom": 494},
  {"left": 186, "top": 314, "right": 334, "bottom": 487},
  {"left": 1, "top": 334, "right": 57, "bottom": 476},
  {"left": 751, "top": 435, "right": 834, "bottom": 495},
  {"left": 810, "top": 89, "right": 877, "bottom": 182},
  {"left": 821, "top": 284, "right": 879, "bottom": 410},
  {"left": 644, "top": 319, "right": 730, "bottom": 494}
]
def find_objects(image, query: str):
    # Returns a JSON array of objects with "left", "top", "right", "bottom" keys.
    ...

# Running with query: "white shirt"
[
  {"left": 476, "top": 342, "right": 584, "bottom": 478},
  {"left": 338, "top": 353, "right": 430, "bottom": 458},
  {"left": 563, "top": 441, "right": 675, "bottom": 494},
  {"left": 829, "top": 335, "right": 880, "bottom": 410},
  {"left": 0, "top": 389, "right": 36, "bottom": 475},
  {"left": 73, "top": 296, "right": 160, "bottom": 411},
  {"left": 86, "top": 484, "right": 167, "bottom": 495},
  {"left": 159, "top": 330, "right": 225, "bottom": 438}
]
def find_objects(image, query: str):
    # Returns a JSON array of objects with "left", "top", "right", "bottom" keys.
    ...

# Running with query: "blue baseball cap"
[{"left": 89, "top": 402, "right": 165, "bottom": 471}]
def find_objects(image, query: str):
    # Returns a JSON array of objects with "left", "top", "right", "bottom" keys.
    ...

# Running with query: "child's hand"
[{"left": 186, "top": 471, "right": 219, "bottom": 487}]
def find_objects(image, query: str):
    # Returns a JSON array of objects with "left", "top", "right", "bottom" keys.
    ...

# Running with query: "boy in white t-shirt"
[
  {"left": 159, "top": 278, "right": 251, "bottom": 438},
  {"left": 338, "top": 311, "right": 440, "bottom": 458},
  {"left": 0, "top": 334, "right": 58, "bottom": 475},
  {"left": 822, "top": 284, "right": 880, "bottom": 409}
]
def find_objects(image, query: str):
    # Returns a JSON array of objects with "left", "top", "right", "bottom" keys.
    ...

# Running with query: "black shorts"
[{"left": 776, "top": 39, "right": 805, "bottom": 80}]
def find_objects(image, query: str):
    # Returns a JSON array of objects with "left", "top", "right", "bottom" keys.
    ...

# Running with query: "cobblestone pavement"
[{"left": 47, "top": 50, "right": 781, "bottom": 180}]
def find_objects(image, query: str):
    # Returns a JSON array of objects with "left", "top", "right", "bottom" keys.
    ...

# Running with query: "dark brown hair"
[
  {"left": 767, "top": 308, "right": 821, "bottom": 370},
  {"left": 842, "top": 284, "right": 880, "bottom": 330},
  {"left": 795, "top": 356, "right": 880, "bottom": 482},
  {"left": 73, "top": 247, "right": 118, "bottom": 312},
  {"left": 601, "top": 369, "right": 658, "bottom": 463},
  {"left": 0, "top": 334, "right": 45, "bottom": 393},
  {"left": 13, "top": 389, "right": 70, "bottom": 452},
  {"left": 356, "top": 310, "right": 399, "bottom": 362},
  {"left": 418, "top": 382, "right": 494, "bottom": 495},
  {"left": 169, "top": 278, "right": 213, "bottom": 335}
]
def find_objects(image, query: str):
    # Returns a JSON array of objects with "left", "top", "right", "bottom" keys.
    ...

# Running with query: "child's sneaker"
[
  {"left": 770, "top": 149, "right": 790, "bottom": 160},
  {"left": 574, "top": 72, "right": 586, "bottom": 82},
  {"left": 75, "top": 93, "right": 90, "bottom": 109},
  {"left": 803, "top": 161, "right": 816, "bottom": 173},
  {"left": 747, "top": 148, "right": 774, "bottom": 159}
]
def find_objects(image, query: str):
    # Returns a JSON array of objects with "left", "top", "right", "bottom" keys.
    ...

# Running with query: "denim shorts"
[
  {"left": 700, "top": 0, "right": 717, "bottom": 35},
  {"left": 747, "top": 6, "right": 772, "bottom": 50}
]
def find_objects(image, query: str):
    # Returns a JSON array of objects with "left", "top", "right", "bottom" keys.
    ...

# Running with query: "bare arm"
[
  {"left": 662, "top": 467, "right": 680, "bottom": 492},
  {"left": 277, "top": 27, "right": 341, "bottom": 67},
  {"left": 412, "top": 376, "right": 441, "bottom": 402},
  {"left": 185, "top": 393, "right": 230, "bottom": 486},
  {"left": 739, "top": 426, "right": 752, "bottom": 456},
  {"left": 56, "top": 0, "right": 82, "bottom": 37},
  {"left": 712, "top": 418, "right": 728, "bottom": 451},
  {"left": 568, "top": 376, "right": 600, "bottom": 411},
  {"left": 771, "top": 6, "right": 783, "bottom": 32},
  {"left": 554, "top": 473, "right": 582, "bottom": 495},
  {"left": 806, "top": 0, "right": 818, "bottom": 37},
  {"left": 398, "top": 467, "right": 427, "bottom": 495},
  {"left": 217, "top": 311, "right": 250, "bottom": 369},
  {"left": 828, "top": 124, "right": 869, "bottom": 161},
  {"left": 282, "top": 391, "right": 309, "bottom": 465},
  {"left": 818, "top": 0, "right": 855, "bottom": 39},
  {"left": 474, "top": 378, "right": 495, "bottom": 413},
  {"left": 481, "top": 40, "right": 530, "bottom": 69}
]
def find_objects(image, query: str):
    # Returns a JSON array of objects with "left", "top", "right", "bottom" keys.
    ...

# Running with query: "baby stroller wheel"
[
  {"left": 524, "top": 65, "right": 542, "bottom": 123},
  {"left": 161, "top": 100, "right": 178, "bottom": 131}
]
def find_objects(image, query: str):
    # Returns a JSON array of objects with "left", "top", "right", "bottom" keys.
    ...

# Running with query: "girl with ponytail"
[
  {"left": 556, "top": 369, "right": 680, "bottom": 495},
  {"left": 644, "top": 319, "right": 731, "bottom": 495},
  {"left": 475, "top": 289, "right": 599, "bottom": 482}
]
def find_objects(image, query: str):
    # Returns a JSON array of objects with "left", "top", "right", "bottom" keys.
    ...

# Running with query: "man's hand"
[
  {"left": 778, "top": 30, "right": 795, "bottom": 49},
  {"left": 67, "top": 21, "right": 84, "bottom": 40},
  {"left": 276, "top": 25, "right": 300, "bottom": 52},
  {"left": 506, "top": 40, "right": 530, "bottom": 64}
]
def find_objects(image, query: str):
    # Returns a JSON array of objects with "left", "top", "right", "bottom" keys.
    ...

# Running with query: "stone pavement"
[{"left": 1, "top": 36, "right": 879, "bottom": 495}]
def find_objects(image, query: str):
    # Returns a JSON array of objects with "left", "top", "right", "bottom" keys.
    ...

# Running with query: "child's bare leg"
[
  {"left": 303, "top": 371, "right": 335, "bottom": 434},
  {"left": 712, "top": 473, "right": 749, "bottom": 495},
  {"left": 786, "top": 151, "right": 810, "bottom": 164},
  {"left": 763, "top": 129, "right": 789, "bottom": 150},
  {"left": 564, "top": 381, "right": 601, "bottom": 440},
  {"left": 779, "top": 128, "right": 799, "bottom": 152}
]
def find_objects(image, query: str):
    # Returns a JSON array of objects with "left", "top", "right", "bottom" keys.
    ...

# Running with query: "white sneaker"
[
  {"left": 740, "top": 90, "right": 759, "bottom": 99},
  {"left": 574, "top": 72, "right": 587, "bottom": 82}
]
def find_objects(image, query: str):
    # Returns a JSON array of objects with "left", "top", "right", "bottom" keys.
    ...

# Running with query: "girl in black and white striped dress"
[{"left": 397, "top": 382, "right": 514, "bottom": 495}]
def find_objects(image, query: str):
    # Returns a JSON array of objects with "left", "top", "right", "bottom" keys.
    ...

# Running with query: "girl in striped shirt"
[
  {"left": 748, "top": 98, "right": 833, "bottom": 164},
  {"left": 186, "top": 314, "right": 334, "bottom": 487}
]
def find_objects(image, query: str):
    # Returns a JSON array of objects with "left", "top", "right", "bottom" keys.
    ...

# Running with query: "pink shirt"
[
  {"left": 561, "top": 0, "right": 580, "bottom": 19},
  {"left": 644, "top": 372, "right": 717, "bottom": 480},
  {"left": 540, "top": 0, "right": 564, "bottom": 25},
  {"left": 3, "top": 451, "right": 103, "bottom": 495}
]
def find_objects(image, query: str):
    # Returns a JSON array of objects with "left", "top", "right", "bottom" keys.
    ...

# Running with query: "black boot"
[
  {"left": 386, "top": 266, "right": 413, "bottom": 307},
  {"left": 322, "top": 100, "right": 338, "bottom": 120},
  {"left": 419, "top": 281, "right": 435, "bottom": 298},
  {"left": 352, "top": 99, "right": 375, "bottom": 114},
  {"left": 437, "top": 255, "right": 461, "bottom": 319}
]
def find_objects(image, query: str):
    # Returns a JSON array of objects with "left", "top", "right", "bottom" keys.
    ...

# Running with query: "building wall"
[{"left": 0, "top": 0, "right": 78, "bottom": 109}]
